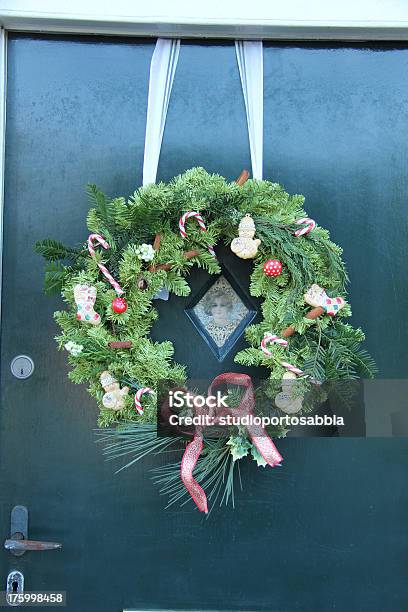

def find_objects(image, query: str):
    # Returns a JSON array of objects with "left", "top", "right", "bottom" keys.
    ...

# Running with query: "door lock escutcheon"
[
  {"left": 10, "top": 356, "right": 34, "bottom": 380},
  {"left": 4, "top": 506, "right": 62, "bottom": 556}
]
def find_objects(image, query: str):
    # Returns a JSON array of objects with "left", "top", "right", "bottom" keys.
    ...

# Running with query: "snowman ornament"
[
  {"left": 230, "top": 213, "right": 261, "bottom": 259},
  {"left": 100, "top": 371, "right": 129, "bottom": 411},
  {"left": 274, "top": 372, "right": 304, "bottom": 414}
]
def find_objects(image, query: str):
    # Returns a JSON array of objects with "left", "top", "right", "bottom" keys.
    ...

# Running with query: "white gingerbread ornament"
[
  {"left": 304, "top": 284, "right": 345, "bottom": 316},
  {"left": 100, "top": 371, "right": 129, "bottom": 411},
  {"left": 230, "top": 213, "right": 261, "bottom": 259},
  {"left": 74, "top": 284, "right": 101, "bottom": 325}
]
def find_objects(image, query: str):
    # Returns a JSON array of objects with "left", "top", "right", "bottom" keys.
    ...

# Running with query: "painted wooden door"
[{"left": 1, "top": 34, "right": 407, "bottom": 611}]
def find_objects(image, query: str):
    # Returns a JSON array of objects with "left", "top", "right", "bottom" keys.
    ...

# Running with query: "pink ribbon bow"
[{"left": 180, "top": 373, "right": 283, "bottom": 513}]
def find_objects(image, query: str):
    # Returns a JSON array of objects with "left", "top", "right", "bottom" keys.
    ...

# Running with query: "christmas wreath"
[{"left": 36, "top": 167, "right": 376, "bottom": 513}]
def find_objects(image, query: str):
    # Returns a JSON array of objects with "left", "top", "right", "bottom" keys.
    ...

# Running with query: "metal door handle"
[
  {"left": 4, "top": 538, "right": 62, "bottom": 552},
  {"left": 5, "top": 505, "right": 63, "bottom": 556}
]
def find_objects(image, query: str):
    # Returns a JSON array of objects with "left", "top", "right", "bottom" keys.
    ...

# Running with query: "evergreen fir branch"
[
  {"left": 95, "top": 423, "right": 182, "bottom": 472},
  {"left": 152, "top": 438, "right": 241, "bottom": 513},
  {"left": 43, "top": 261, "right": 71, "bottom": 295},
  {"left": 327, "top": 380, "right": 362, "bottom": 412},
  {"left": 34, "top": 238, "right": 81, "bottom": 262},
  {"left": 86, "top": 184, "right": 117, "bottom": 233},
  {"left": 164, "top": 271, "right": 191, "bottom": 297}
]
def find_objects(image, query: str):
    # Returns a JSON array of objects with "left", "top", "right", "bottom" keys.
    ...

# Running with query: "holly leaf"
[
  {"left": 226, "top": 435, "right": 251, "bottom": 461},
  {"left": 251, "top": 445, "right": 268, "bottom": 467}
]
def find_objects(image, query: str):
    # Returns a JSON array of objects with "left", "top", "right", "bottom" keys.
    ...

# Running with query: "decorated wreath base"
[{"left": 36, "top": 168, "right": 376, "bottom": 513}]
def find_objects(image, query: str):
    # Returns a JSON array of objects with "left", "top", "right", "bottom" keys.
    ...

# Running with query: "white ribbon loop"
[
  {"left": 235, "top": 40, "right": 264, "bottom": 180},
  {"left": 143, "top": 38, "right": 180, "bottom": 186}
]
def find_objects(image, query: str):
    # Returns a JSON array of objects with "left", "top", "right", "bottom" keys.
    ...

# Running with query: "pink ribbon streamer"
[
  {"left": 181, "top": 434, "right": 208, "bottom": 514},
  {"left": 209, "top": 373, "right": 283, "bottom": 467},
  {"left": 179, "top": 372, "right": 283, "bottom": 513},
  {"left": 87, "top": 233, "right": 124, "bottom": 295}
]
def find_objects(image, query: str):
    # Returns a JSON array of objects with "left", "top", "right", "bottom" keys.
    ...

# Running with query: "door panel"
[{"left": 1, "top": 35, "right": 407, "bottom": 612}]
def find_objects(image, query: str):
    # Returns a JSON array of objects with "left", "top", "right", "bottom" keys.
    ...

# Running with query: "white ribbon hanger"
[
  {"left": 235, "top": 40, "right": 264, "bottom": 180},
  {"left": 143, "top": 38, "right": 180, "bottom": 186},
  {"left": 143, "top": 38, "right": 180, "bottom": 299}
]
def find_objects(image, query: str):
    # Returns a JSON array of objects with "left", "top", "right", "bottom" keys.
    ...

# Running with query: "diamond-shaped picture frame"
[{"left": 185, "top": 267, "right": 257, "bottom": 362}]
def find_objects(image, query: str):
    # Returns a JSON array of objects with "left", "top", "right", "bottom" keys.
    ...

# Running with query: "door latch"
[{"left": 4, "top": 506, "right": 62, "bottom": 557}]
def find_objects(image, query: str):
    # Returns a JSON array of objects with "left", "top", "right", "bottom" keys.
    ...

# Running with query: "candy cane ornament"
[
  {"left": 88, "top": 234, "right": 128, "bottom": 314},
  {"left": 261, "top": 333, "right": 288, "bottom": 357},
  {"left": 88, "top": 234, "right": 124, "bottom": 294},
  {"left": 261, "top": 335, "right": 321, "bottom": 384},
  {"left": 179, "top": 211, "right": 216, "bottom": 257},
  {"left": 280, "top": 361, "right": 305, "bottom": 376},
  {"left": 281, "top": 361, "right": 321, "bottom": 385},
  {"left": 134, "top": 387, "right": 154, "bottom": 416},
  {"left": 294, "top": 217, "right": 316, "bottom": 237}
]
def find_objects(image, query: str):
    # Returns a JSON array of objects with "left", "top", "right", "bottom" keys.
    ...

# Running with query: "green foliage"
[
  {"left": 36, "top": 167, "right": 376, "bottom": 456},
  {"left": 34, "top": 238, "right": 81, "bottom": 262},
  {"left": 152, "top": 437, "right": 242, "bottom": 512},
  {"left": 43, "top": 261, "right": 72, "bottom": 295},
  {"left": 86, "top": 184, "right": 117, "bottom": 236},
  {"left": 226, "top": 432, "right": 252, "bottom": 461}
]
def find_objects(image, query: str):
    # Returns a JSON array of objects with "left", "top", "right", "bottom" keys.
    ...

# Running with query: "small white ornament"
[
  {"left": 275, "top": 392, "right": 303, "bottom": 414},
  {"left": 100, "top": 370, "right": 129, "bottom": 411},
  {"left": 136, "top": 243, "right": 155, "bottom": 262},
  {"left": 230, "top": 213, "right": 261, "bottom": 259},
  {"left": 64, "top": 341, "right": 84, "bottom": 356},
  {"left": 275, "top": 372, "right": 303, "bottom": 414}
]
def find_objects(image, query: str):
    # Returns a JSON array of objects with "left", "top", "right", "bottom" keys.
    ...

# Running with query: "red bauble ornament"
[
  {"left": 263, "top": 259, "right": 283, "bottom": 278},
  {"left": 112, "top": 297, "right": 128, "bottom": 313}
]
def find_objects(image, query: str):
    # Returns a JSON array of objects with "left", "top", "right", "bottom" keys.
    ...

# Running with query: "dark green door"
[{"left": 1, "top": 34, "right": 407, "bottom": 612}]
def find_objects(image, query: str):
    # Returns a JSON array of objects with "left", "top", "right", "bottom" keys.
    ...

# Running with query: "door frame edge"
[
  {"left": 0, "top": 28, "right": 7, "bottom": 328},
  {"left": 2, "top": 10, "right": 408, "bottom": 40}
]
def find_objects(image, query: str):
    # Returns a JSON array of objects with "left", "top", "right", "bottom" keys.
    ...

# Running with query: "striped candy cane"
[
  {"left": 261, "top": 333, "right": 288, "bottom": 357},
  {"left": 134, "top": 387, "right": 154, "bottom": 416},
  {"left": 280, "top": 361, "right": 305, "bottom": 376},
  {"left": 294, "top": 217, "right": 316, "bottom": 237},
  {"left": 281, "top": 361, "right": 321, "bottom": 385},
  {"left": 88, "top": 234, "right": 124, "bottom": 295},
  {"left": 260, "top": 332, "right": 321, "bottom": 383},
  {"left": 179, "top": 211, "right": 216, "bottom": 257}
]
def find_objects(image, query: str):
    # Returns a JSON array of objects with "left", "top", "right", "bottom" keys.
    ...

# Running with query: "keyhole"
[
  {"left": 20, "top": 368, "right": 24, "bottom": 376},
  {"left": 11, "top": 581, "right": 18, "bottom": 593}
]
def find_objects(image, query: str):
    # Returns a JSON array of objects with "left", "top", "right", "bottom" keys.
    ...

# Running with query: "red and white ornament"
[
  {"left": 261, "top": 333, "right": 288, "bottom": 357},
  {"left": 88, "top": 233, "right": 124, "bottom": 295},
  {"left": 179, "top": 211, "right": 216, "bottom": 257},
  {"left": 112, "top": 297, "right": 128, "bottom": 313},
  {"left": 294, "top": 217, "right": 316, "bottom": 237},
  {"left": 88, "top": 233, "right": 129, "bottom": 315},
  {"left": 263, "top": 259, "right": 283, "bottom": 277},
  {"left": 134, "top": 387, "right": 154, "bottom": 415}
]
